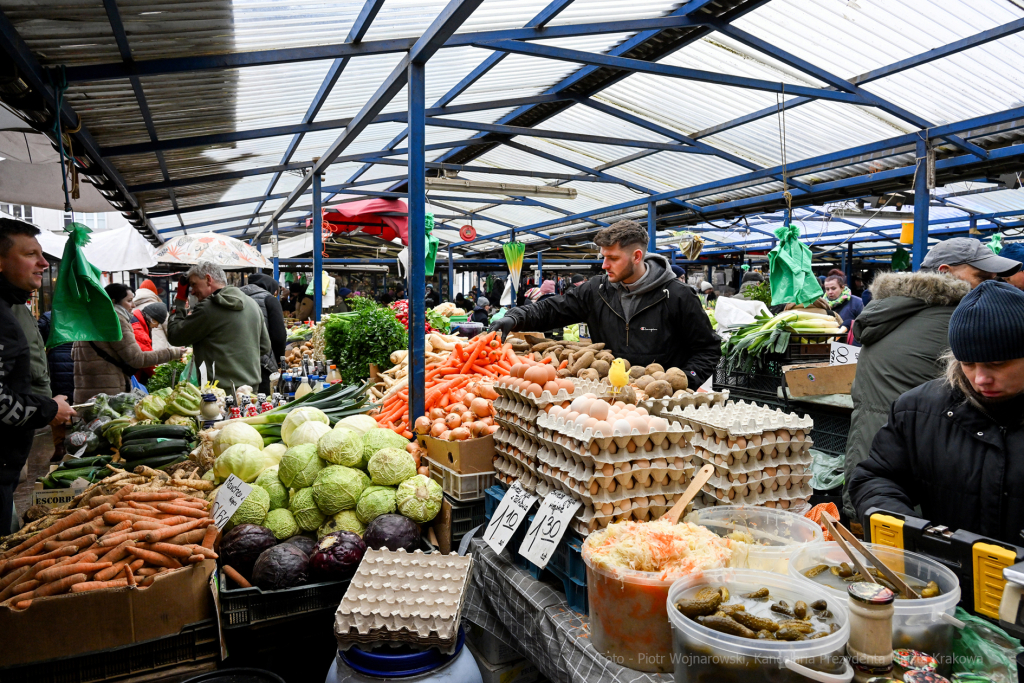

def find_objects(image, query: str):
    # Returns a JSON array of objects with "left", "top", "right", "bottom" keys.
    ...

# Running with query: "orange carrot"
[
  {"left": 5, "top": 545, "right": 78, "bottom": 571},
  {"left": 94, "top": 558, "right": 133, "bottom": 582},
  {"left": 10, "top": 580, "right": 40, "bottom": 596},
  {"left": 148, "top": 543, "right": 193, "bottom": 559},
  {"left": 152, "top": 503, "right": 209, "bottom": 519},
  {"left": 200, "top": 525, "right": 219, "bottom": 550},
  {"left": 222, "top": 565, "right": 251, "bottom": 588},
  {"left": 71, "top": 578, "right": 129, "bottom": 593},
  {"left": 42, "top": 534, "right": 97, "bottom": 553},
  {"left": 1, "top": 507, "right": 94, "bottom": 561},
  {"left": 166, "top": 529, "right": 206, "bottom": 545},
  {"left": 126, "top": 547, "right": 182, "bottom": 568},
  {"left": 19, "top": 572, "right": 88, "bottom": 600},
  {"left": 0, "top": 560, "right": 56, "bottom": 602},
  {"left": 558, "top": 359, "right": 569, "bottom": 370},
  {"left": 123, "top": 491, "right": 182, "bottom": 502},
  {"left": 143, "top": 519, "right": 208, "bottom": 543},
  {"left": 37, "top": 562, "right": 112, "bottom": 583},
  {"left": 125, "top": 565, "right": 136, "bottom": 587}
]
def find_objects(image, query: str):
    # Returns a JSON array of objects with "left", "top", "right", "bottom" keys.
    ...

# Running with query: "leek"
[
  {"left": 721, "top": 309, "right": 844, "bottom": 372},
  {"left": 222, "top": 381, "right": 375, "bottom": 427}
]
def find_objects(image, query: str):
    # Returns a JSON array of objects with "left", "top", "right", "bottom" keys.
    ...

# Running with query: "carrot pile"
[
  {"left": 0, "top": 484, "right": 218, "bottom": 610},
  {"left": 374, "top": 331, "right": 517, "bottom": 437}
]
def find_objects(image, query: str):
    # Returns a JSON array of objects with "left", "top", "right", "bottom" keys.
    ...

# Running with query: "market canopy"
[
  {"left": 0, "top": 0, "right": 1021, "bottom": 261},
  {"left": 36, "top": 225, "right": 158, "bottom": 272},
  {"left": 311, "top": 198, "right": 410, "bottom": 245}
]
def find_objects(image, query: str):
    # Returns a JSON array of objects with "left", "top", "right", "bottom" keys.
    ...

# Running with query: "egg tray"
[
  {"left": 494, "top": 429, "right": 541, "bottom": 460},
  {"left": 638, "top": 388, "right": 731, "bottom": 415},
  {"left": 536, "top": 429, "right": 695, "bottom": 470},
  {"left": 494, "top": 415, "right": 544, "bottom": 443},
  {"left": 494, "top": 376, "right": 608, "bottom": 409},
  {"left": 697, "top": 486, "right": 812, "bottom": 513},
  {"left": 701, "top": 469, "right": 813, "bottom": 498},
  {"left": 662, "top": 400, "right": 814, "bottom": 440},
  {"left": 334, "top": 549, "right": 473, "bottom": 655},
  {"left": 493, "top": 447, "right": 538, "bottom": 478},
  {"left": 493, "top": 396, "right": 541, "bottom": 421},
  {"left": 699, "top": 478, "right": 813, "bottom": 505},
  {"left": 691, "top": 442, "right": 813, "bottom": 477},
  {"left": 535, "top": 445, "right": 694, "bottom": 495},
  {"left": 570, "top": 499, "right": 696, "bottom": 535},
  {"left": 689, "top": 430, "right": 813, "bottom": 460},
  {"left": 532, "top": 455, "right": 695, "bottom": 504},
  {"left": 535, "top": 410, "right": 694, "bottom": 451}
]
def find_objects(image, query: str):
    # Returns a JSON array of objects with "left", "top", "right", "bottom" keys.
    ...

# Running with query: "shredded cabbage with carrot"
[{"left": 584, "top": 521, "right": 733, "bottom": 580}]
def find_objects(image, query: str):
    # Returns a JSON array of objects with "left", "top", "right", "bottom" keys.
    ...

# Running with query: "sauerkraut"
[{"left": 583, "top": 521, "right": 733, "bottom": 580}]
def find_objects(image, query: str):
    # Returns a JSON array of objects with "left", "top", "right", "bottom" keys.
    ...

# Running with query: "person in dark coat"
[
  {"left": 489, "top": 220, "right": 721, "bottom": 386},
  {"left": 243, "top": 273, "right": 288, "bottom": 394},
  {"left": 470, "top": 297, "right": 491, "bottom": 324},
  {"left": 823, "top": 274, "right": 864, "bottom": 333},
  {"left": 849, "top": 281, "right": 1024, "bottom": 544},
  {"left": 38, "top": 311, "right": 74, "bottom": 400}
]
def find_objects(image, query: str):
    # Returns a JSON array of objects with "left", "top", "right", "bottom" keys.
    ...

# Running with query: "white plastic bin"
[
  {"left": 667, "top": 568, "right": 852, "bottom": 683},
  {"left": 788, "top": 542, "right": 961, "bottom": 675},
  {"left": 685, "top": 505, "right": 824, "bottom": 574}
]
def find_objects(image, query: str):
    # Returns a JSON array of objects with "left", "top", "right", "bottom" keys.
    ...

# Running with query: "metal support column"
[
  {"left": 272, "top": 220, "right": 280, "bottom": 282},
  {"left": 448, "top": 244, "right": 455, "bottom": 302},
  {"left": 312, "top": 169, "right": 323, "bottom": 320},
  {"left": 912, "top": 139, "right": 930, "bottom": 270},
  {"left": 537, "top": 250, "right": 543, "bottom": 284},
  {"left": 407, "top": 60, "right": 427, "bottom": 424},
  {"left": 647, "top": 201, "right": 657, "bottom": 250}
]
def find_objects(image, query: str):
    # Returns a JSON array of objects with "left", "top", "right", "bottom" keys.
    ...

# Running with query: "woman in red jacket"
[{"left": 131, "top": 303, "right": 169, "bottom": 382}]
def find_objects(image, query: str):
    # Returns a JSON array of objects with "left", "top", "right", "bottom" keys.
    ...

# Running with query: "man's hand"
[
  {"left": 51, "top": 395, "right": 76, "bottom": 426},
  {"left": 488, "top": 317, "right": 515, "bottom": 342},
  {"left": 175, "top": 275, "right": 190, "bottom": 302}
]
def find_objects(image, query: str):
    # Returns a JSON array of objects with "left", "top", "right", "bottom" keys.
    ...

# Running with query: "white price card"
[
  {"left": 484, "top": 481, "right": 537, "bottom": 555},
  {"left": 211, "top": 474, "right": 252, "bottom": 530},
  {"left": 829, "top": 341, "right": 861, "bottom": 366},
  {"left": 518, "top": 490, "right": 582, "bottom": 569}
]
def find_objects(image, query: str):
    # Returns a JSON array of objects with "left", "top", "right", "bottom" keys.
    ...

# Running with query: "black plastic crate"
[
  {"left": 796, "top": 408, "right": 851, "bottom": 457},
  {"left": 714, "top": 359, "right": 784, "bottom": 402},
  {"left": 219, "top": 571, "right": 351, "bottom": 629},
  {"left": 0, "top": 620, "right": 217, "bottom": 683},
  {"left": 449, "top": 496, "right": 486, "bottom": 545}
]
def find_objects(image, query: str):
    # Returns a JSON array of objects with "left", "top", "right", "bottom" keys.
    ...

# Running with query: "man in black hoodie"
[
  {"left": 242, "top": 273, "right": 288, "bottom": 394},
  {"left": 489, "top": 220, "right": 720, "bottom": 385},
  {"left": 0, "top": 219, "right": 75, "bottom": 532}
]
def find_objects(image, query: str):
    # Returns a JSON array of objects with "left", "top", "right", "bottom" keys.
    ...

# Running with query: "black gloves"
[{"left": 488, "top": 316, "right": 516, "bottom": 342}]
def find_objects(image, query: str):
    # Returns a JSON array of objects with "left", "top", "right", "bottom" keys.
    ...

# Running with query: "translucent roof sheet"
[{"left": 5, "top": 0, "right": 1022, "bottom": 254}]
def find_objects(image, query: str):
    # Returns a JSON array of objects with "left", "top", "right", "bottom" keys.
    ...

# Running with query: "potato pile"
[{"left": 629, "top": 363, "right": 691, "bottom": 401}]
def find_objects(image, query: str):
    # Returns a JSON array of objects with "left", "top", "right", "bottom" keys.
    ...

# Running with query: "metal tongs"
[{"left": 820, "top": 512, "right": 920, "bottom": 600}]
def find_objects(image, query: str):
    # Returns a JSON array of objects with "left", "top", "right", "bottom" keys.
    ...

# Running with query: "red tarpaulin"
[{"left": 307, "top": 198, "right": 409, "bottom": 245}]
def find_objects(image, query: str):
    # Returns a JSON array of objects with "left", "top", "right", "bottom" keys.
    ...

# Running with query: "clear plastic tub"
[
  {"left": 685, "top": 505, "right": 824, "bottom": 574},
  {"left": 583, "top": 546, "right": 681, "bottom": 673},
  {"left": 667, "top": 569, "right": 853, "bottom": 683},
  {"left": 788, "top": 542, "right": 961, "bottom": 676}
]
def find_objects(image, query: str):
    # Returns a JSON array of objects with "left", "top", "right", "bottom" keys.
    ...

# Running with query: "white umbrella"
[{"left": 155, "top": 233, "right": 270, "bottom": 269}]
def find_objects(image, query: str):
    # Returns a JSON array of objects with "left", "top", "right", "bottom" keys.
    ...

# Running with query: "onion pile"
[{"left": 413, "top": 387, "right": 499, "bottom": 442}]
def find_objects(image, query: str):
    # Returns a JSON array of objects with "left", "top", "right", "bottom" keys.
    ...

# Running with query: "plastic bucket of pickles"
[
  {"left": 685, "top": 505, "right": 824, "bottom": 574},
  {"left": 667, "top": 568, "right": 852, "bottom": 683},
  {"left": 788, "top": 542, "right": 961, "bottom": 676}
]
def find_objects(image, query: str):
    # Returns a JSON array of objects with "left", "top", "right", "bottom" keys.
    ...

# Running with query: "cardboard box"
[
  {"left": 0, "top": 561, "right": 216, "bottom": 668},
  {"left": 418, "top": 434, "right": 495, "bottom": 474},
  {"left": 30, "top": 483, "right": 88, "bottom": 508},
  {"left": 469, "top": 643, "right": 540, "bottom": 683},
  {"left": 783, "top": 362, "right": 857, "bottom": 397}
]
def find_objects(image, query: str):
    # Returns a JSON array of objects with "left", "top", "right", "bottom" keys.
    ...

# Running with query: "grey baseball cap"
[{"left": 920, "top": 238, "right": 1022, "bottom": 276}]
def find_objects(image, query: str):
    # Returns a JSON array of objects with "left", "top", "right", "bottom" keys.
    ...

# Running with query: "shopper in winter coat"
[
  {"left": 849, "top": 281, "right": 1024, "bottom": 544},
  {"left": 525, "top": 279, "right": 556, "bottom": 304},
  {"left": 168, "top": 261, "right": 271, "bottom": 391},
  {"left": 132, "top": 279, "right": 170, "bottom": 350},
  {"left": 823, "top": 274, "right": 864, "bottom": 333},
  {"left": 73, "top": 285, "right": 181, "bottom": 403},
  {"left": 490, "top": 220, "right": 720, "bottom": 386},
  {"left": 129, "top": 303, "right": 170, "bottom": 383},
  {"left": 733, "top": 271, "right": 765, "bottom": 301},
  {"left": 242, "top": 273, "right": 288, "bottom": 394},
  {"left": 470, "top": 297, "right": 491, "bottom": 324},
  {"left": 38, "top": 311, "right": 74, "bottom": 399}
]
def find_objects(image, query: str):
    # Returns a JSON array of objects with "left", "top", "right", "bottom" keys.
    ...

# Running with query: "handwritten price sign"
[
  {"left": 484, "top": 481, "right": 537, "bottom": 555},
  {"left": 829, "top": 341, "right": 861, "bottom": 366},
  {"left": 518, "top": 490, "right": 582, "bottom": 569},
  {"left": 211, "top": 475, "right": 252, "bottom": 530}
]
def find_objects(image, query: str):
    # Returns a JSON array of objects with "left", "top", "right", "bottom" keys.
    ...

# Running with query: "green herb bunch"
[{"left": 323, "top": 297, "right": 407, "bottom": 382}]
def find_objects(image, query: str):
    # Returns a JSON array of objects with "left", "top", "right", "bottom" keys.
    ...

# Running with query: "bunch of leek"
[
  {"left": 221, "top": 381, "right": 374, "bottom": 443},
  {"left": 722, "top": 309, "right": 844, "bottom": 372}
]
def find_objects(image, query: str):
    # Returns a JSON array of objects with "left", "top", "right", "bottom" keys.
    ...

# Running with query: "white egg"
[
  {"left": 589, "top": 401, "right": 610, "bottom": 421},
  {"left": 613, "top": 419, "right": 633, "bottom": 435}
]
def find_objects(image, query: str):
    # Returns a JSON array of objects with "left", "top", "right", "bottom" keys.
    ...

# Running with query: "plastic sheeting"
[{"left": 36, "top": 225, "right": 158, "bottom": 272}]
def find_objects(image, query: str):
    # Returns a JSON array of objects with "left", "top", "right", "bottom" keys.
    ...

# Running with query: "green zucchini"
[
  {"left": 56, "top": 455, "right": 112, "bottom": 470},
  {"left": 121, "top": 424, "right": 195, "bottom": 442},
  {"left": 119, "top": 439, "right": 192, "bottom": 460},
  {"left": 127, "top": 452, "right": 192, "bottom": 469}
]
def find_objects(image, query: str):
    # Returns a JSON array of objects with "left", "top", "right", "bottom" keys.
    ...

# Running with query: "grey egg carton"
[
  {"left": 334, "top": 549, "right": 473, "bottom": 655},
  {"left": 691, "top": 437, "right": 813, "bottom": 475},
  {"left": 533, "top": 457, "right": 696, "bottom": 507},
  {"left": 536, "top": 408, "right": 693, "bottom": 451},
  {"left": 534, "top": 427, "right": 695, "bottom": 470},
  {"left": 663, "top": 400, "right": 814, "bottom": 439},
  {"left": 638, "top": 388, "right": 731, "bottom": 414}
]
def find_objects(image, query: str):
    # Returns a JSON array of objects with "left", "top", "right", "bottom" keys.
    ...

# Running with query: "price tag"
[
  {"left": 210, "top": 474, "right": 252, "bottom": 530},
  {"left": 518, "top": 490, "right": 582, "bottom": 569},
  {"left": 483, "top": 481, "right": 537, "bottom": 555},
  {"left": 829, "top": 341, "right": 861, "bottom": 366}
]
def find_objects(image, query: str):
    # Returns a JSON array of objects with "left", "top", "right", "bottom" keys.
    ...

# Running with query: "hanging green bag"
[
  {"left": 768, "top": 224, "right": 823, "bottom": 307},
  {"left": 424, "top": 213, "right": 439, "bottom": 277},
  {"left": 892, "top": 246, "right": 911, "bottom": 272},
  {"left": 47, "top": 223, "right": 122, "bottom": 348}
]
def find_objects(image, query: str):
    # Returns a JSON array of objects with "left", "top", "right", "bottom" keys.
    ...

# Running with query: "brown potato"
[
  {"left": 667, "top": 373, "right": 688, "bottom": 391},
  {"left": 646, "top": 380, "right": 673, "bottom": 399},
  {"left": 652, "top": 371, "right": 666, "bottom": 381},
  {"left": 646, "top": 363, "right": 665, "bottom": 375},
  {"left": 577, "top": 368, "right": 600, "bottom": 381},
  {"left": 628, "top": 366, "right": 646, "bottom": 380},
  {"left": 619, "top": 385, "right": 638, "bottom": 405},
  {"left": 557, "top": 369, "right": 574, "bottom": 379},
  {"left": 591, "top": 359, "right": 610, "bottom": 378},
  {"left": 634, "top": 375, "right": 655, "bottom": 390},
  {"left": 596, "top": 351, "right": 615, "bottom": 363}
]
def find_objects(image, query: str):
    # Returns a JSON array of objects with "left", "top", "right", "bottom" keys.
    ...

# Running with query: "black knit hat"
[
  {"left": 142, "top": 302, "right": 168, "bottom": 325},
  {"left": 948, "top": 280, "right": 1024, "bottom": 362}
]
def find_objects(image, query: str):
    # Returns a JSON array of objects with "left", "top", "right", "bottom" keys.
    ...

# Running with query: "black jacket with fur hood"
[{"left": 842, "top": 272, "right": 970, "bottom": 517}]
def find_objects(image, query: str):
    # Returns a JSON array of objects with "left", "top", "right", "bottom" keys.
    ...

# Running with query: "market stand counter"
[{"left": 463, "top": 537, "right": 672, "bottom": 683}]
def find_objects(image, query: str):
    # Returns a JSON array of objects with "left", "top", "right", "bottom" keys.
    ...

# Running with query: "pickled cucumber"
[
  {"left": 719, "top": 603, "right": 746, "bottom": 615},
  {"left": 770, "top": 602, "right": 794, "bottom": 617},
  {"left": 803, "top": 564, "right": 829, "bottom": 578},
  {"left": 776, "top": 627, "right": 808, "bottom": 641},
  {"left": 776, "top": 620, "right": 815, "bottom": 634},
  {"left": 921, "top": 581, "right": 940, "bottom": 598},
  {"left": 793, "top": 600, "right": 808, "bottom": 619},
  {"left": 810, "top": 599, "right": 827, "bottom": 612},
  {"left": 755, "top": 629, "right": 776, "bottom": 640},
  {"left": 741, "top": 587, "right": 769, "bottom": 600},
  {"left": 675, "top": 587, "right": 723, "bottom": 617},
  {"left": 731, "top": 610, "right": 779, "bottom": 633},
  {"left": 702, "top": 615, "right": 756, "bottom": 639}
]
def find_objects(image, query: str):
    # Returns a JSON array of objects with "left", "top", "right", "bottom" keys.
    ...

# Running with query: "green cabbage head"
[
  {"left": 264, "top": 508, "right": 298, "bottom": 540},
  {"left": 356, "top": 485, "right": 397, "bottom": 524},
  {"left": 312, "top": 465, "right": 369, "bottom": 515},
  {"left": 255, "top": 466, "right": 289, "bottom": 511},
  {"left": 214, "top": 443, "right": 267, "bottom": 483},
  {"left": 318, "top": 428, "right": 363, "bottom": 467},
  {"left": 289, "top": 420, "right": 332, "bottom": 447},
  {"left": 335, "top": 414, "right": 378, "bottom": 435},
  {"left": 214, "top": 421, "right": 264, "bottom": 457},
  {"left": 281, "top": 407, "right": 330, "bottom": 446},
  {"left": 319, "top": 510, "right": 365, "bottom": 539},
  {"left": 361, "top": 428, "right": 409, "bottom": 468},
  {"left": 367, "top": 447, "right": 417, "bottom": 486},
  {"left": 278, "top": 443, "right": 324, "bottom": 489},
  {"left": 261, "top": 443, "right": 287, "bottom": 468},
  {"left": 289, "top": 486, "right": 325, "bottom": 531},
  {"left": 396, "top": 475, "right": 443, "bottom": 523},
  {"left": 228, "top": 484, "right": 270, "bottom": 528}
]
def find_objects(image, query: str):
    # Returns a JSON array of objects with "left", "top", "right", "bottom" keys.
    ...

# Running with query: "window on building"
[
  {"left": 1, "top": 204, "right": 33, "bottom": 223},
  {"left": 64, "top": 212, "right": 107, "bottom": 230}
]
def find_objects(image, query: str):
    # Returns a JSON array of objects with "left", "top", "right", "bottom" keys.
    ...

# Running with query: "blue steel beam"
[
  {"left": 471, "top": 40, "right": 873, "bottom": 105},
  {"left": 101, "top": 0, "right": 184, "bottom": 225},
  {"left": 358, "top": 156, "right": 610, "bottom": 182},
  {"left": 64, "top": 15, "right": 707, "bottom": 82},
  {"left": 245, "top": 0, "right": 387, "bottom": 235},
  {"left": 408, "top": 59, "right": 427, "bottom": 423},
  {"left": 313, "top": 168, "right": 324, "bottom": 320},
  {"left": 712, "top": 23, "right": 987, "bottom": 159}
]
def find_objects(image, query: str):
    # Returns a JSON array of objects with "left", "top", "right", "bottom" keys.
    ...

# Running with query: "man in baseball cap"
[
  {"left": 998, "top": 242, "right": 1024, "bottom": 291},
  {"left": 919, "top": 237, "right": 1021, "bottom": 288}
]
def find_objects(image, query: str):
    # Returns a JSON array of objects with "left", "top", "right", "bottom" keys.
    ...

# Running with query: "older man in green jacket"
[{"left": 168, "top": 261, "right": 270, "bottom": 391}]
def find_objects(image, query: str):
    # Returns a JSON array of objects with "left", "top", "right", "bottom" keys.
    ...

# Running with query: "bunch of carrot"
[
  {"left": 374, "top": 332, "right": 520, "bottom": 436},
  {"left": 0, "top": 484, "right": 219, "bottom": 611}
]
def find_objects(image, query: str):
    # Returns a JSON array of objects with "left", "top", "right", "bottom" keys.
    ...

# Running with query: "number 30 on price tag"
[
  {"left": 484, "top": 481, "right": 537, "bottom": 555},
  {"left": 211, "top": 474, "right": 253, "bottom": 530},
  {"left": 518, "top": 490, "right": 582, "bottom": 569}
]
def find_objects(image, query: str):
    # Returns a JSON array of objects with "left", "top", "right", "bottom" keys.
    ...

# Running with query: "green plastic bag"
[
  {"left": 989, "top": 232, "right": 1005, "bottom": 254},
  {"left": 424, "top": 213, "right": 438, "bottom": 277},
  {"left": 952, "top": 607, "right": 1022, "bottom": 682},
  {"left": 47, "top": 223, "right": 121, "bottom": 348},
  {"left": 768, "top": 224, "right": 823, "bottom": 307},
  {"left": 892, "top": 246, "right": 911, "bottom": 272}
]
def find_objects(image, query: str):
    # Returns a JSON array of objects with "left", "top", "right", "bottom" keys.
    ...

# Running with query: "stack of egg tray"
[
  {"left": 636, "top": 388, "right": 731, "bottom": 415},
  {"left": 334, "top": 549, "right": 473, "bottom": 656},
  {"left": 661, "top": 400, "right": 815, "bottom": 511}
]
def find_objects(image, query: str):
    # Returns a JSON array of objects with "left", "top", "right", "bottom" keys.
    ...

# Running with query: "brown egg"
[
  {"left": 524, "top": 366, "right": 547, "bottom": 386},
  {"left": 526, "top": 383, "right": 543, "bottom": 398},
  {"left": 543, "top": 380, "right": 560, "bottom": 395}
]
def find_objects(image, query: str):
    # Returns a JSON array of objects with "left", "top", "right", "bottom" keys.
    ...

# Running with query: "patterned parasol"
[{"left": 155, "top": 233, "right": 270, "bottom": 269}]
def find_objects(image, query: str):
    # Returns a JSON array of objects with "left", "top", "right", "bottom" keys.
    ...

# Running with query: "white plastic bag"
[{"left": 714, "top": 296, "right": 770, "bottom": 335}]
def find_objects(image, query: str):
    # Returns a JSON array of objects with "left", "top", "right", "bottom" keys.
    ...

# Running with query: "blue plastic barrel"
[{"left": 328, "top": 629, "right": 482, "bottom": 682}]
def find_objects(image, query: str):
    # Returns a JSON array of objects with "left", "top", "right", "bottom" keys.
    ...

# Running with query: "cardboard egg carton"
[
  {"left": 494, "top": 376, "right": 607, "bottom": 409},
  {"left": 536, "top": 446, "right": 694, "bottom": 494},
  {"left": 537, "top": 430, "right": 695, "bottom": 470},
  {"left": 493, "top": 396, "right": 540, "bottom": 422},
  {"left": 534, "top": 459, "right": 695, "bottom": 507},
  {"left": 691, "top": 443, "right": 813, "bottom": 476},
  {"left": 638, "top": 388, "right": 731, "bottom": 415},
  {"left": 571, "top": 496, "right": 694, "bottom": 535},
  {"left": 536, "top": 409, "right": 693, "bottom": 449},
  {"left": 493, "top": 456, "right": 539, "bottom": 487},
  {"left": 493, "top": 415, "right": 541, "bottom": 442},
  {"left": 334, "top": 549, "right": 473, "bottom": 655},
  {"left": 494, "top": 430, "right": 540, "bottom": 461},
  {"left": 663, "top": 401, "right": 814, "bottom": 440},
  {"left": 699, "top": 476, "right": 813, "bottom": 509},
  {"left": 690, "top": 431, "right": 813, "bottom": 459}
]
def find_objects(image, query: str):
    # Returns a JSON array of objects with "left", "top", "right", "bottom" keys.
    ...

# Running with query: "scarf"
[{"left": 829, "top": 287, "right": 852, "bottom": 309}]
